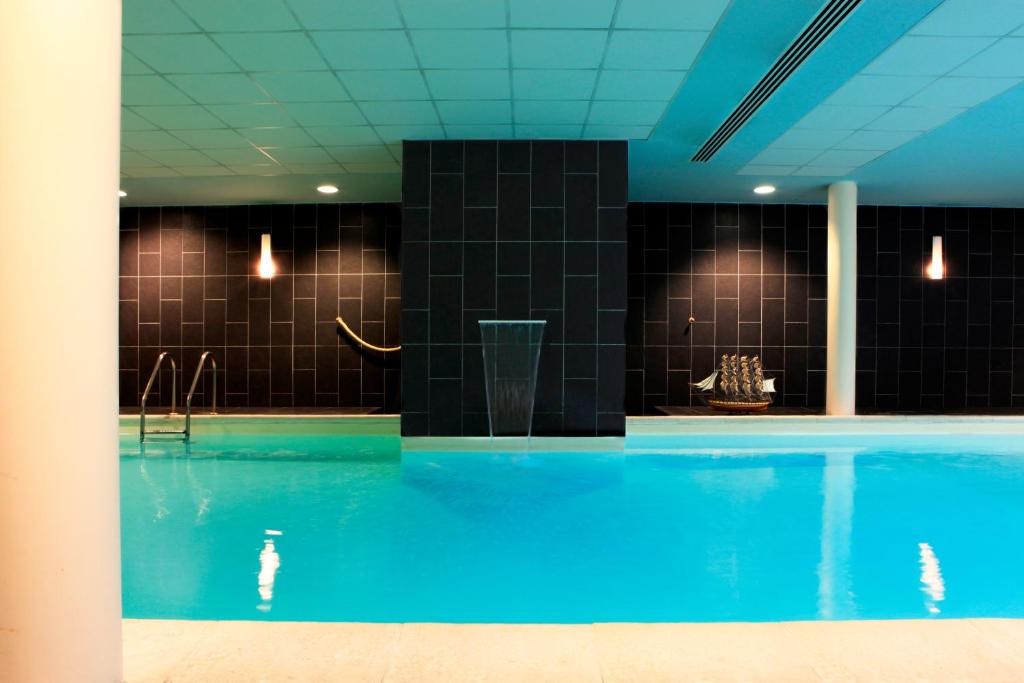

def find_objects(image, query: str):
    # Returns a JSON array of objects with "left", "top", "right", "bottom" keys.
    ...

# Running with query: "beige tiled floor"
[{"left": 123, "top": 618, "right": 1024, "bottom": 682}]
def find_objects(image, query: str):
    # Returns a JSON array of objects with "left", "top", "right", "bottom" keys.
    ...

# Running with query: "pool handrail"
[
  {"left": 140, "top": 351, "right": 177, "bottom": 441},
  {"left": 185, "top": 351, "right": 217, "bottom": 439}
]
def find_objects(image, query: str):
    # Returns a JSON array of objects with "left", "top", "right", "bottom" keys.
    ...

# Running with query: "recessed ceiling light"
[
  {"left": 753, "top": 185, "right": 775, "bottom": 195},
  {"left": 317, "top": 184, "right": 339, "bottom": 195},
  {"left": 118, "top": 190, "right": 127, "bottom": 198}
]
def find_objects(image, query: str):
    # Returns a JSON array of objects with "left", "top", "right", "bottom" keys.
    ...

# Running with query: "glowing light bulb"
[
  {"left": 926, "top": 235, "right": 943, "bottom": 280},
  {"left": 317, "top": 184, "right": 339, "bottom": 194},
  {"left": 258, "top": 233, "right": 275, "bottom": 279},
  {"left": 753, "top": 185, "right": 775, "bottom": 195},
  {"left": 118, "top": 190, "right": 127, "bottom": 198}
]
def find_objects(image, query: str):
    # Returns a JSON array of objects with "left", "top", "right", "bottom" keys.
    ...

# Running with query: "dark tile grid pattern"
[
  {"left": 626, "top": 203, "right": 828, "bottom": 414},
  {"left": 118, "top": 203, "right": 401, "bottom": 410},
  {"left": 401, "top": 140, "right": 628, "bottom": 436},
  {"left": 855, "top": 206, "right": 1024, "bottom": 410}
]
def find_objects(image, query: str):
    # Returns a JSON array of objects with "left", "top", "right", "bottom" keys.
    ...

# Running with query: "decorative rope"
[{"left": 336, "top": 316, "right": 401, "bottom": 353}]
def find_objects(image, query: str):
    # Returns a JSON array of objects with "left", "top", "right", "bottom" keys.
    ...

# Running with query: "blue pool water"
[{"left": 121, "top": 429, "right": 1024, "bottom": 622}]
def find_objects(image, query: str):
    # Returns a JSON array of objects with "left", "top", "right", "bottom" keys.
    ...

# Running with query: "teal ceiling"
[{"left": 121, "top": 0, "right": 1024, "bottom": 206}]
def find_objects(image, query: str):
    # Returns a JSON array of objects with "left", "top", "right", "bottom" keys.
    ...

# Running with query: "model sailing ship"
[{"left": 692, "top": 354, "right": 775, "bottom": 412}]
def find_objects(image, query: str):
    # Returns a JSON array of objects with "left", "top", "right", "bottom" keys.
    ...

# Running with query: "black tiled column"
[{"left": 401, "top": 140, "right": 628, "bottom": 436}]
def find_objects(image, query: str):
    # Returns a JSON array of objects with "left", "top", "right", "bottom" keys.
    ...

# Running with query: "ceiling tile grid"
[
  {"left": 119, "top": 0, "right": 731, "bottom": 185},
  {"left": 739, "top": 0, "right": 1024, "bottom": 179}
]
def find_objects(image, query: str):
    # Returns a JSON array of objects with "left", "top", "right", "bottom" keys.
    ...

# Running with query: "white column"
[
  {"left": 826, "top": 181, "right": 857, "bottom": 415},
  {"left": 0, "top": 2, "right": 122, "bottom": 682}
]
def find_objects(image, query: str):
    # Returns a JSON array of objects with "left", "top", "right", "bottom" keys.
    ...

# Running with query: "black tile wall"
[
  {"left": 855, "top": 206, "right": 1024, "bottom": 411},
  {"left": 401, "top": 140, "right": 628, "bottom": 436},
  {"left": 118, "top": 203, "right": 401, "bottom": 411},
  {"left": 627, "top": 202, "right": 1024, "bottom": 414},
  {"left": 626, "top": 203, "right": 828, "bottom": 413}
]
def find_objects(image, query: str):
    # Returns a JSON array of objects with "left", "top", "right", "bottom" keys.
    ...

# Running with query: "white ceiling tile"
[
  {"left": 425, "top": 70, "right": 511, "bottom": 100},
  {"left": 206, "top": 104, "right": 295, "bottom": 127},
  {"left": 229, "top": 164, "right": 287, "bottom": 176},
  {"left": 953, "top": 38, "right": 1024, "bottom": 77},
  {"left": 253, "top": 72, "right": 350, "bottom": 102},
  {"left": 176, "top": 0, "right": 299, "bottom": 31},
  {"left": 511, "top": 30, "right": 607, "bottom": 69},
  {"left": 120, "top": 150, "right": 158, "bottom": 167},
  {"left": 122, "top": 167, "right": 181, "bottom": 177},
  {"left": 832, "top": 129, "right": 922, "bottom": 151},
  {"left": 825, "top": 74, "right": 935, "bottom": 106},
  {"left": 515, "top": 124, "right": 583, "bottom": 138},
  {"left": 509, "top": 0, "right": 615, "bottom": 28},
  {"left": 904, "top": 76, "right": 1021, "bottom": 107},
  {"left": 282, "top": 102, "right": 365, "bottom": 126},
  {"left": 514, "top": 100, "right": 589, "bottom": 124},
  {"left": 359, "top": 101, "right": 439, "bottom": 125},
  {"left": 910, "top": 0, "right": 1024, "bottom": 37},
  {"left": 581, "top": 124, "right": 652, "bottom": 139},
  {"left": 241, "top": 127, "right": 317, "bottom": 147},
  {"left": 736, "top": 165, "right": 796, "bottom": 176},
  {"left": 616, "top": 0, "right": 730, "bottom": 30},
  {"left": 411, "top": 30, "right": 509, "bottom": 69},
  {"left": 121, "top": 130, "right": 191, "bottom": 150},
  {"left": 435, "top": 100, "right": 512, "bottom": 125},
  {"left": 123, "top": 0, "right": 197, "bottom": 33},
  {"left": 373, "top": 125, "right": 447, "bottom": 142},
  {"left": 810, "top": 149, "right": 885, "bottom": 167},
  {"left": 342, "top": 161, "right": 402, "bottom": 173},
  {"left": 863, "top": 36, "right": 995, "bottom": 76},
  {"left": 122, "top": 51, "right": 153, "bottom": 75},
  {"left": 143, "top": 149, "right": 219, "bottom": 166},
  {"left": 121, "top": 108, "right": 158, "bottom": 131},
  {"left": 794, "top": 105, "right": 889, "bottom": 130},
  {"left": 214, "top": 33, "right": 328, "bottom": 71},
  {"left": 288, "top": 0, "right": 402, "bottom": 29},
  {"left": 512, "top": 70, "right": 597, "bottom": 99},
  {"left": 749, "top": 148, "right": 822, "bottom": 165},
  {"left": 133, "top": 105, "right": 226, "bottom": 130},
  {"left": 266, "top": 147, "right": 335, "bottom": 164},
  {"left": 443, "top": 124, "right": 516, "bottom": 138},
  {"left": 122, "top": 76, "right": 191, "bottom": 105},
  {"left": 326, "top": 146, "right": 395, "bottom": 163},
  {"left": 171, "top": 166, "right": 236, "bottom": 176},
  {"left": 313, "top": 31, "right": 419, "bottom": 70},
  {"left": 772, "top": 128, "right": 854, "bottom": 148},
  {"left": 167, "top": 74, "right": 269, "bottom": 105},
  {"left": 791, "top": 166, "right": 855, "bottom": 177},
  {"left": 399, "top": 0, "right": 506, "bottom": 28},
  {"left": 864, "top": 106, "right": 965, "bottom": 131},
  {"left": 604, "top": 30, "right": 707, "bottom": 70},
  {"left": 124, "top": 35, "right": 238, "bottom": 73},
  {"left": 338, "top": 71, "right": 430, "bottom": 100},
  {"left": 172, "top": 129, "right": 253, "bottom": 149},
  {"left": 595, "top": 70, "right": 686, "bottom": 100},
  {"left": 204, "top": 147, "right": 273, "bottom": 164},
  {"left": 588, "top": 100, "right": 666, "bottom": 126},
  {"left": 281, "top": 163, "right": 347, "bottom": 174},
  {"left": 306, "top": 125, "right": 382, "bottom": 146}
]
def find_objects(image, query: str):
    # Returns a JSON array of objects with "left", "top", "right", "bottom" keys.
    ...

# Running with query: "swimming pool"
[{"left": 120, "top": 418, "right": 1024, "bottom": 623}]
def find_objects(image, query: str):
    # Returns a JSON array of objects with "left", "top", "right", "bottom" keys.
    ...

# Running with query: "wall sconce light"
[
  {"left": 258, "top": 233, "right": 275, "bottom": 279},
  {"left": 926, "top": 235, "right": 943, "bottom": 280}
]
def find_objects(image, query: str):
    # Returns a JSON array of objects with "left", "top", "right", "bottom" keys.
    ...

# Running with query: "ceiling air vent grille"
[{"left": 691, "top": 0, "right": 862, "bottom": 163}]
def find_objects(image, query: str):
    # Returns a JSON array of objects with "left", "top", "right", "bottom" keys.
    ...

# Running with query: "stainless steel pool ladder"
[
  {"left": 140, "top": 351, "right": 217, "bottom": 442},
  {"left": 184, "top": 351, "right": 217, "bottom": 440}
]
